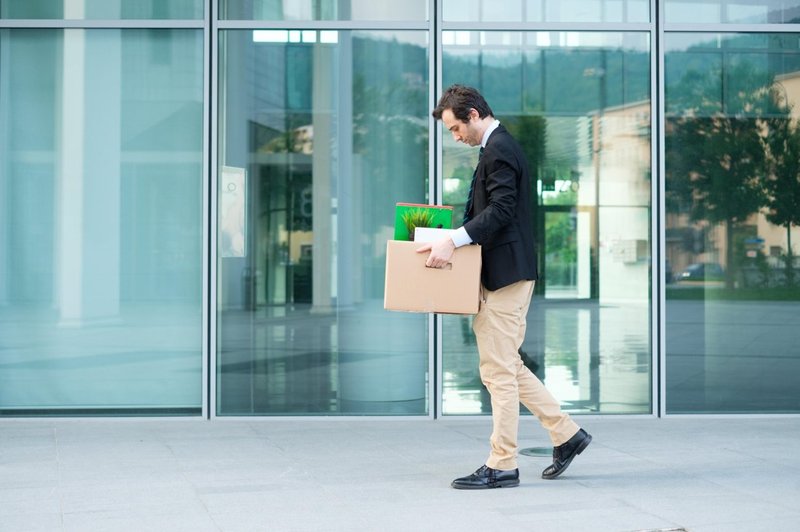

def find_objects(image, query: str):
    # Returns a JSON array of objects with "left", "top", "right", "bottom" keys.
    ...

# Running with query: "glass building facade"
[{"left": 1, "top": 1, "right": 798, "bottom": 417}]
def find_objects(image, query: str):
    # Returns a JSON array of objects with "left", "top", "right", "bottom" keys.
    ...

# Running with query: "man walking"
[{"left": 418, "top": 85, "right": 591, "bottom": 489}]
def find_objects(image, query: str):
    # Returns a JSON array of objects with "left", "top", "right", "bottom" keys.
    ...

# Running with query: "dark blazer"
[{"left": 462, "top": 124, "right": 538, "bottom": 291}]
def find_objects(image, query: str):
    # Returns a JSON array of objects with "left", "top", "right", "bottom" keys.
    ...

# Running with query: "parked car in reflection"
[{"left": 679, "top": 262, "right": 724, "bottom": 281}]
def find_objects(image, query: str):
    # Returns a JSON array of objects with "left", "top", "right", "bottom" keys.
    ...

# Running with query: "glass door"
[{"left": 441, "top": 31, "right": 652, "bottom": 415}]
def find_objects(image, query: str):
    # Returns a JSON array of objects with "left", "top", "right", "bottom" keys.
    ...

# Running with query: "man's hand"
[{"left": 416, "top": 236, "right": 456, "bottom": 268}]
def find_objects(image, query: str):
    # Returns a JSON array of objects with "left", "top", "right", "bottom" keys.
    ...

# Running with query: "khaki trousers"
[{"left": 473, "top": 280, "right": 580, "bottom": 470}]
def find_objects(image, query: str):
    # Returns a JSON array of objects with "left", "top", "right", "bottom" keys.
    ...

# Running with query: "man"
[{"left": 418, "top": 85, "right": 591, "bottom": 489}]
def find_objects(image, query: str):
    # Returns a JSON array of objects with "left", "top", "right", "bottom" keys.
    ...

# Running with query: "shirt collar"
[{"left": 481, "top": 119, "right": 500, "bottom": 148}]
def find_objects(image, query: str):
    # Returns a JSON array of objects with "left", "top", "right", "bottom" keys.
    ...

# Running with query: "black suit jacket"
[{"left": 462, "top": 124, "right": 538, "bottom": 291}]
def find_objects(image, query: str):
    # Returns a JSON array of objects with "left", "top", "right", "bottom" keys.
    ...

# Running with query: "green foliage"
[{"left": 401, "top": 208, "right": 435, "bottom": 241}]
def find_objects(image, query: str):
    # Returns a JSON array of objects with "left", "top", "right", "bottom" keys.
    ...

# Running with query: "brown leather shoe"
[{"left": 542, "top": 428, "right": 592, "bottom": 479}]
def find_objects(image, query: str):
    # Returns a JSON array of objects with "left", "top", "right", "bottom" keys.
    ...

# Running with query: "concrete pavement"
[{"left": 1, "top": 416, "right": 799, "bottom": 531}]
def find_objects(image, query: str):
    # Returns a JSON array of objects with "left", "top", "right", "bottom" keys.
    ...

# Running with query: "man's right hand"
[{"left": 416, "top": 236, "right": 456, "bottom": 269}]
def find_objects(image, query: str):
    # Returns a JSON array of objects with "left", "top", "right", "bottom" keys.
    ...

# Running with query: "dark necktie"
[{"left": 462, "top": 147, "right": 484, "bottom": 225}]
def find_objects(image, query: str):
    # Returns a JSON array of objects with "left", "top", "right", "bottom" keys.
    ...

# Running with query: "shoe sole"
[
  {"left": 541, "top": 433, "right": 592, "bottom": 480},
  {"left": 451, "top": 479, "right": 520, "bottom": 490}
]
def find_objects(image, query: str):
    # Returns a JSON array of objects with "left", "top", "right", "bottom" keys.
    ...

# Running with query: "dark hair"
[{"left": 432, "top": 84, "right": 494, "bottom": 122}]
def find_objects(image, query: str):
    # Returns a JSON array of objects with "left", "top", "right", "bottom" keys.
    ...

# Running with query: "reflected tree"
[
  {"left": 762, "top": 85, "right": 800, "bottom": 287},
  {"left": 503, "top": 114, "right": 548, "bottom": 180},
  {"left": 666, "top": 63, "right": 772, "bottom": 289},
  {"left": 504, "top": 113, "right": 547, "bottom": 237}
]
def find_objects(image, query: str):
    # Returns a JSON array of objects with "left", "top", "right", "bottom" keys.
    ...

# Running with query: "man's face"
[{"left": 441, "top": 108, "right": 482, "bottom": 147}]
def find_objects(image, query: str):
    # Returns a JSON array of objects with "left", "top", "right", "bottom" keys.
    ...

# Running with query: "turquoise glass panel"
[
  {"left": 0, "top": 29, "right": 204, "bottom": 414},
  {"left": 216, "top": 30, "right": 430, "bottom": 415},
  {"left": 443, "top": 0, "right": 649, "bottom": 23},
  {"left": 0, "top": 0, "right": 203, "bottom": 19},
  {"left": 221, "top": 0, "right": 428, "bottom": 21},
  {"left": 665, "top": 1, "right": 800, "bottom": 24},
  {"left": 665, "top": 32, "right": 800, "bottom": 412}
]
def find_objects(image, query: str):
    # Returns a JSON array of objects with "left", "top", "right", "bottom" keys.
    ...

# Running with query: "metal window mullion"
[
  {"left": 200, "top": 0, "right": 212, "bottom": 421},
  {"left": 656, "top": 0, "right": 667, "bottom": 418},
  {"left": 433, "top": 0, "right": 446, "bottom": 420},
  {"left": 208, "top": 0, "right": 220, "bottom": 420},
  {"left": 429, "top": 0, "right": 441, "bottom": 421}
]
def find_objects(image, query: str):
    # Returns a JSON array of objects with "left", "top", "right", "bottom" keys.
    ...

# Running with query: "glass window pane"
[
  {"left": 443, "top": 0, "right": 649, "bottom": 23},
  {"left": 665, "top": 32, "right": 800, "bottom": 413},
  {"left": 441, "top": 32, "right": 652, "bottom": 415},
  {"left": 0, "top": 0, "right": 203, "bottom": 19},
  {"left": 221, "top": 0, "right": 428, "bottom": 21},
  {"left": 0, "top": 29, "right": 205, "bottom": 414},
  {"left": 665, "top": 1, "right": 800, "bottom": 24},
  {"left": 217, "top": 30, "right": 430, "bottom": 415}
]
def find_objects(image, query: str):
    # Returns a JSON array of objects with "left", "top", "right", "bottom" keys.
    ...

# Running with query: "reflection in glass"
[
  {"left": 441, "top": 32, "right": 652, "bottom": 415},
  {"left": 443, "top": 0, "right": 649, "bottom": 23},
  {"left": 217, "top": 30, "right": 429, "bottom": 415},
  {"left": 665, "top": 32, "right": 800, "bottom": 412},
  {"left": 0, "top": 0, "right": 204, "bottom": 19},
  {"left": 665, "top": 1, "right": 800, "bottom": 24},
  {"left": 0, "top": 29, "right": 204, "bottom": 414},
  {"left": 222, "top": 0, "right": 428, "bottom": 21}
]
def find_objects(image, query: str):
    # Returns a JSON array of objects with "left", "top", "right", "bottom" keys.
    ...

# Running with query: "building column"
[
  {"left": 310, "top": 40, "right": 336, "bottom": 313},
  {"left": 0, "top": 31, "right": 8, "bottom": 306},
  {"left": 55, "top": 16, "right": 121, "bottom": 325}
]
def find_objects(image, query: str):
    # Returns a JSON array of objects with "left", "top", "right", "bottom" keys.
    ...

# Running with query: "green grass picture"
[{"left": 393, "top": 203, "right": 454, "bottom": 241}]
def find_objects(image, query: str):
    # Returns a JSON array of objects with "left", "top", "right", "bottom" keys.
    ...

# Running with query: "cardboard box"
[{"left": 384, "top": 240, "right": 482, "bottom": 314}]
